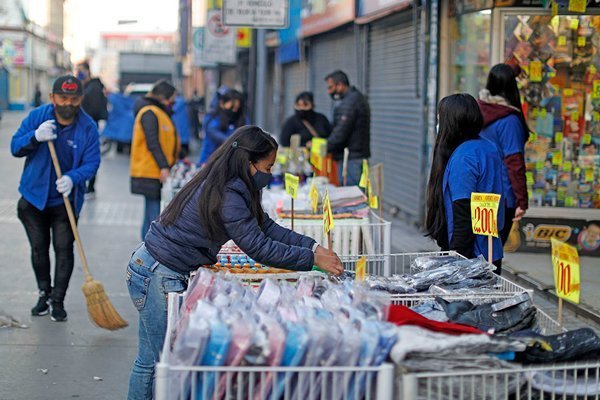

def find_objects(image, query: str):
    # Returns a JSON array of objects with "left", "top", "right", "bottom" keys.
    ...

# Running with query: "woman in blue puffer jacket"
[{"left": 126, "top": 125, "right": 344, "bottom": 400}]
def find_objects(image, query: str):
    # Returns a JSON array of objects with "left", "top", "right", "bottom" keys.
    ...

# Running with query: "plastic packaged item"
[
  {"left": 272, "top": 322, "right": 310, "bottom": 399},
  {"left": 347, "top": 318, "right": 381, "bottom": 399},
  {"left": 252, "top": 312, "right": 286, "bottom": 400},
  {"left": 410, "top": 254, "right": 463, "bottom": 273}
]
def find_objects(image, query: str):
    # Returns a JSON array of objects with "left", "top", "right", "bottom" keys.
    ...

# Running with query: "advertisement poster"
[
  {"left": 505, "top": 217, "right": 600, "bottom": 257},
  {"left": 300, "top": 0, "right": 355, "bottom": 37}
]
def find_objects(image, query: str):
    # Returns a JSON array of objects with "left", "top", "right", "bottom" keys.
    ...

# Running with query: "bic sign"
[
  {"left": 533, "top": 225, "right": 572, "bottom": 241},
  {"left": 551, "top": 238, "right": 580, "bottom": 304}
]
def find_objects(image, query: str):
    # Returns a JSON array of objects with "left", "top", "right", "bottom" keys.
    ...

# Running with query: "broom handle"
[{"left": 47, "top": 141, "right": 93, "bottom": 280}]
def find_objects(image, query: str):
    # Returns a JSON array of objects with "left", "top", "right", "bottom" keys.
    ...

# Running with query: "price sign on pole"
[
  {"left": 359, "top": 159, "right": 369, "bottom": 189},
  {"left": 551, "top": 238, "right": 581, "bottom": 304},
  {"left": 310, "top": 138, "right": 327, "bottom": 171},
  {"left": 323, "top": 190, "right": 334, "bottom": 234},
  {"left": 309, "top": 180, "right": 319, "bottom": 214},
  {"left": 471, "top": 193, "right": 501, "bottom": 264},
  {"left": 284, "top": 173, "right": 299, "bottom": 199},
  {"left": 355, "top": 256, "right": 367, "bottom": 282}
]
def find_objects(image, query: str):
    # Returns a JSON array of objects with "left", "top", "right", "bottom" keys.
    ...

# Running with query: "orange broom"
[{"left": 48, "top": 141, "right": 128, "bottom": 330}]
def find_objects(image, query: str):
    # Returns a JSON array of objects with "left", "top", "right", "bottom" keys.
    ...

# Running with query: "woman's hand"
[
  {"left": 314, "top": 251, "right": 344, "bottom": 276},
  {"left": 513, "top": 207, "right": 526, "bottom": 221},
  {"left": 159, "top": 168, "right": 170, "bottom": 183}
]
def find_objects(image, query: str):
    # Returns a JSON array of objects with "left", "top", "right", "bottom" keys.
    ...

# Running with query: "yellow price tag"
[
  {"left": 284, "top": 173, "right": 300, "bottom": 199},
  {"left": 355, "top": 256, "right": 367, "bottom": 281},
  {"left": 552, "top": 152, "right": 563, "bottom": 166},
  {"left": 593, "top": 81, "right": 600, "bottom": 99},
  {"left": 555, "top": 132, "right": 564, "bottom": 142},
  {"left": 570, "top": 18, "right": 580, "bottom": 30},
  {"left": 536, "top": 160, "right": 545, "bottom": 171},
  {"left": 552, "top": 1, "right": 559, "bottom": 16},
  {"left": 551, "top": 15, "right": 560, "bottom": 30},
  {"left": 594, "top": 112, "right": 600, "bottom": 122},
  {"left": 558, "top": 36, "right": 567, "bottom": 46},
  {"left": 575, "top": 167, "right": 581, "bottom": 175},
  {"left": 585, "top": 169, "right": 594, "bottom": 182},
  {"left": 572, "top": 111, "right": 580, "bottom": 122},
  {"left": 526, "top": 172, "right": 534, "bottom": 185},
  {"left": 470, "top": 193, "right": 501, "bottom": 238},
  {"left": 309, "top": 181, "right": 319, "bottom": 213},
  {"left": 310, "top": 138, "right": 327, "bottom": 171},
  {"left": 568, "top": 0, "right": 586, "bottom": 13},
  {"left": 530, "top": 132, "right": 538, "bottom": 142},
  {"left": 583, "top": 134, "right": 592, "bottom": 145},
  {"left": 368, "top": 181, "right": 379, "bottom": 209},
  {"left": 322, "top": 191, "right": 335, "bottom": 234},
  {"left": 529, "top": 61, "right": 543, "bottom": 82},
  {"left": 564, "top": 88, "right": 574, "bottom": 96},
  {"left": 359, "top": 159, "right": 369, "bottom": 189},
  {"left": 551, "top": 238, "right": 581, "bottom": 304},
  {"left": 578, "top": 37, "right": 586, "bottom": 47},
  {"left": 563, "top": 161, "right": 572, "bottom": 172}
]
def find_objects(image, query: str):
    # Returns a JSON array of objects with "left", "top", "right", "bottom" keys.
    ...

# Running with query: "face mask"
[
  {"left": 224, "top": 108, "right": 237, "bottom": 119},
  {"left": 252, "top": 170, "right": 272, "bottom": 191},
  {"left": 295, "top": 109, "right": 312, "bottom": 120},
  {"left": 55, "top": 104, "right": 79, "bottom": 120},
  {"left": 76, "top": 71, "right": 87, "bottom": 81}
]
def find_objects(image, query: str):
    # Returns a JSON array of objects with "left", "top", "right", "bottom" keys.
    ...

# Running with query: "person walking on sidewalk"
[
  {"left": 10, "top": 75, "right": 101, "bottom": 321},
  {"left": 126, "top": 126, "right": 344, "bottom": 400},
  {"left": 324, "top": 70, "right": 371, "bottom": 186},
  {"left": 478, "top": 63, "right": 530, "bottom": 245},
  {"left": 425, "top": 94, "right": 505, "bottom": 273},
  {"left": 130, "top": 80, "right": 180, "bottom": 240},
  {"left": 76, "top": 61, "right": 108, "bottom": 199}
]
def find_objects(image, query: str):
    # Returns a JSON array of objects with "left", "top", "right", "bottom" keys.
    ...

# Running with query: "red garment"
[
  {"left": 477, "top": 100, "right": 519, "bottom": 129},
  {"left": 504, "top": 152, "right": 529, "bottom": 210},
  {"left": 387, "top": 304, "right": 485, "bottom": 335}
]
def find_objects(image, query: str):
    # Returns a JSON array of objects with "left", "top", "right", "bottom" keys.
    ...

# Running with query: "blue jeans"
[
  {"left": 142, "top": 196, "right": 161, "bottom": 241},
  {"left": 337, "top": 158, "right": 364, "bottom": 187},
  {"left": 126, "top": 243, "right": 188, "bottom": 400}
]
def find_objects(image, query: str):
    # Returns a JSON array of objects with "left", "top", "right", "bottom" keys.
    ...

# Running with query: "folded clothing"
[
  {"left": 512, "top": 328, "right": 600, "bottom": 364},
  {"left": 387, "top": 304, "right": 484, "bottom": 335}
]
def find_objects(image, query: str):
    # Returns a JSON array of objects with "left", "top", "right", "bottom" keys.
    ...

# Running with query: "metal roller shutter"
[
  {"left": 282, "top": 61, "right": 308, "bottom": 124},
  {"left": 309, "top": 30, "right": 358, "bottom": 119},
  {"left": 368, "top": 12, "right": 425, "bottom": 222}
]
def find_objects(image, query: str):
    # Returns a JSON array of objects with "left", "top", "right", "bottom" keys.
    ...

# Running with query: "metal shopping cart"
[{"left": 155, "top": 293, "right": 395, "bottom": 400}]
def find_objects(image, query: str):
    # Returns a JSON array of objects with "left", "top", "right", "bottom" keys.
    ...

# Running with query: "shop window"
[
  {"left": 504, "top": 14, "right": 600, "bottom": 209},
  {"left": 449, "top": 10, "right": 492, "bottom": 96}
]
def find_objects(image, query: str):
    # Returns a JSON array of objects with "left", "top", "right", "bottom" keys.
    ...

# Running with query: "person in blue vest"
[
  {"left": 425, "top": 93, "right": 505, "bottom": 273},
  {"left": 197, "top": 89, "right": 247, "bottom": 166},
  {"left": 478, "top": 63, "right": 530, "bottom": 244},
  {"left": 11, "top": 75, "right": 101, "bottom": 321}
]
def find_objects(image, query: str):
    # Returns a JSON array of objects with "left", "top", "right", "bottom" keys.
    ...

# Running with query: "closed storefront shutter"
[
  {"left": 309, "top": 29, "right": 358, "bottom": 119},
  {"left": 282, "top": 61, "right": 308, "bottom": 125},
  {"left": 368, "top": 12, "right": 425, "bottom": 222}
]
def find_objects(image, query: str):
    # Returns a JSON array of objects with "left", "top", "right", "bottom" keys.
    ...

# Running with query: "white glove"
[
  {"left": 35, "top": 120, "right": 57, "bottom": 142},
  {"left": 56, "top": 175, "right": 73, "bottom": 197}
]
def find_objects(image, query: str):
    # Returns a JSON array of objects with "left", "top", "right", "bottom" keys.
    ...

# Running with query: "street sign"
[
  {"left": 222, "top": 0, "right": 289, "bottom": 28},
  {"left": 202, "top": 10, "right": 237, "bottom": 65},
  {"left": 192, "top": 27, "right": 217, "bottom": 67}
]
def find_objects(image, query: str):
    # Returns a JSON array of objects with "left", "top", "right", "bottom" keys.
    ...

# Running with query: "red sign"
[{"left": 300, "top": 0, "right": 355, "bottom": 37}]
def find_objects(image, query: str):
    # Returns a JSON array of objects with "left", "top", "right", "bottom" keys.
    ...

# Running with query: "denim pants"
[
  {"left": 337, "top": 158, "right": 364, "bottom": 187},
  {"left": 17, "top": 197, "right": 76, "bottom": 302},
  {"left": 141, "top": 196, "right": 161, "bottom": 241},
  {"left": 126, "top": 243, "right": 188, "bottom": 400}
]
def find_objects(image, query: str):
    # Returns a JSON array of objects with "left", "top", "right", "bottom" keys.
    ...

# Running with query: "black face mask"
[
  {"left": 55, "top": 105, "right": 79, "bottom": 120},
  {"left": 295, "top": 109, "right": 313, "bottom": 120},
  {"left": 224, "top": 109, "right": 237, "bottom": 120},
  {"left": 252, "top": 170, "right": 272, "bottom": 191}
]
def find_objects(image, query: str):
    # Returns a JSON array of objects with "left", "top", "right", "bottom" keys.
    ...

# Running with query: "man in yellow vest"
[{"left": 130, "top": 80, "right": 180, "bottom": 240}]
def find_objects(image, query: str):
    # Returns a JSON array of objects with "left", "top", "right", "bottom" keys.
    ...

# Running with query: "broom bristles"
[{"left": 82, "top": 279, "right": 128, "bottom": 331}]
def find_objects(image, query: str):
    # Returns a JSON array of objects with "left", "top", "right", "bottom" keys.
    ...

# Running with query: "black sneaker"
[
  {"left": 50, "top": 301, "right": 68, "bottom": 322},
  {"left": 31, "top": 291, "right": 51, "bottom": 316}
]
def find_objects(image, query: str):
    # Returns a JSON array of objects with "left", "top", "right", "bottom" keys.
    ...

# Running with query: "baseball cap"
[{"left": 52, "top": 75, "right": 83, "bottom": 96}]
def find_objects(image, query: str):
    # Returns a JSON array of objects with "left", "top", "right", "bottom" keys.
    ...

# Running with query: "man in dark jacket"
[
  {"left": 76, "top": 61, "right": 108, "bottom": 198},
  {"left": 11, "top": 75, "right": 101, "bottom": 322},
  {"left": 324, "top": 70, "right": 371, "bottom": 186}
]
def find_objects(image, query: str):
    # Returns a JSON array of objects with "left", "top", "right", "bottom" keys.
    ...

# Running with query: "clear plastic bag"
[{"left": 410, "top": 254, "right": 463, "bottom": 273}]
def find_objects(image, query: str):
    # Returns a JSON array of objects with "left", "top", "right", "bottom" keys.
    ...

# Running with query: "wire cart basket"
[{"left": 155, "top": 293, "right": 395, "bottom": 400}]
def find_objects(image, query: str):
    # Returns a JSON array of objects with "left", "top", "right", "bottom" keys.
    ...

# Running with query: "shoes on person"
[
  {"left": 50, "top": 301, "right": 68, "bottom": 322},
  {"left": 85, "top": 191, "right": 96, "bottom": 200},
  {"left": 31, "top": 291, "right": 51, "bottom": 316}
]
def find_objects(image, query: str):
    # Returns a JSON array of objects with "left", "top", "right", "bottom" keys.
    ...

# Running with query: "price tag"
[
  {"left": 564, "top": 88, "right": 574, "bottom": 96},
  {"left": 284, "top": 173, "right": 299, "bottom": 199},
  {"left": 558, "top": 36, "right": 567, "bottom": 46},
  {"left": 593, "top": 81, "right": 600, "bottom": 99},
  {"left": 526, "top": 172, "right": 534, "bottom": 185},
  {"left": 563, "top": 161, "right": 572, "bottom": 172},
  {"left": 530, "top": 132, "right": 538, "bottom": 142},
  {"left": 359, "top": 159, "right": 369, "bottom": 189},
  {"left": 551, "top": 238, "right": 581, "bottom": 304},
  {"left": 470, "top": 193, "right": 501, "bottom": 238},
  {"left": 585, "top": 169, "right": 594, "bottom": 182},
  {"left": 309, "top": 181, "right": 319, "bottom": 213},
  {"left": 572, "top": 111, "right": 580, "bottom": 121},
  {"left": 594, "top": 112, "right": 600, "bottom": 122},
  {"left": 565, "top": 196, "right": 575, "bottom": 207},
  {"left": 552, "top": 151, "right": 563, "bottom": 165},
  {"left": 555, "top": 132, "right": 564, "bottom": 142},
  {"left": 583, "top": 133, "right": 592, "bottom": 145},
  {"left": 368, "top": 182, "right": 379, "bottom": 209},
  {"left": 322, "top": 191, "right": 335, "bottom": 234},
  {"left": 551, "top": 16, "right": 560, "bottom": 30},
  {"left": 552, "top": 1, "right": 559, "bottom": 16},
  {"left": 310, "top": 138, "right": 328, "bottom": 171},
  {"left": 568, "top": 0, "right": 586, "bottom": 13},
  {"left": 276, "top": 151, "right": 289, "bottom": 165},
  {"left": 530, "top": 61, "right": 543, "bottom": 82},
  {"left": 536, "top": 160, "right": 545, "bottom": 171},
  {"left": 575, "top": 167, "right": 581, "bottom": 175},
  {"left": 570, "top": 18, "right": 579, "bottom": 30},
  {"left": 578, "top": 36, "right": 586, "bottom": 47},
  {"left": 355, "top": 256, "right": 367, "bottom": 281},
  {"left": 541, "top": 108, "right": 548, "bottom": 118}
]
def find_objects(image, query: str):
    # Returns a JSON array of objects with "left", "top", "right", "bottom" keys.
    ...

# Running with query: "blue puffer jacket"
[
  {"left": 10, "top": 104, "right": 101, "bottom": 215},
  {"left": 144, "top": 178, "right": 316, "bottom": 274}
]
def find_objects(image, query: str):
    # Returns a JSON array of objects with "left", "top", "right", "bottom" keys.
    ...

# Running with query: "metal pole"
[{"left": 254, "top": 29, "right": 267, "bottom": 127}]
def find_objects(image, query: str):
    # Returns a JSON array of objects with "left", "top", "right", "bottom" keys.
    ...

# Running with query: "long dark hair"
[
  {"left": 425, "top": 94, "right": 484, "bottom": 248},
  {"left": 486, "top": 63, "right": 531, "bottom": 138},
  {"left": 160, "top": 126, "right": 278, "bottom": 239},
  {"left": 215, "top": 90, "right": 246, "bottom": 131}
]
